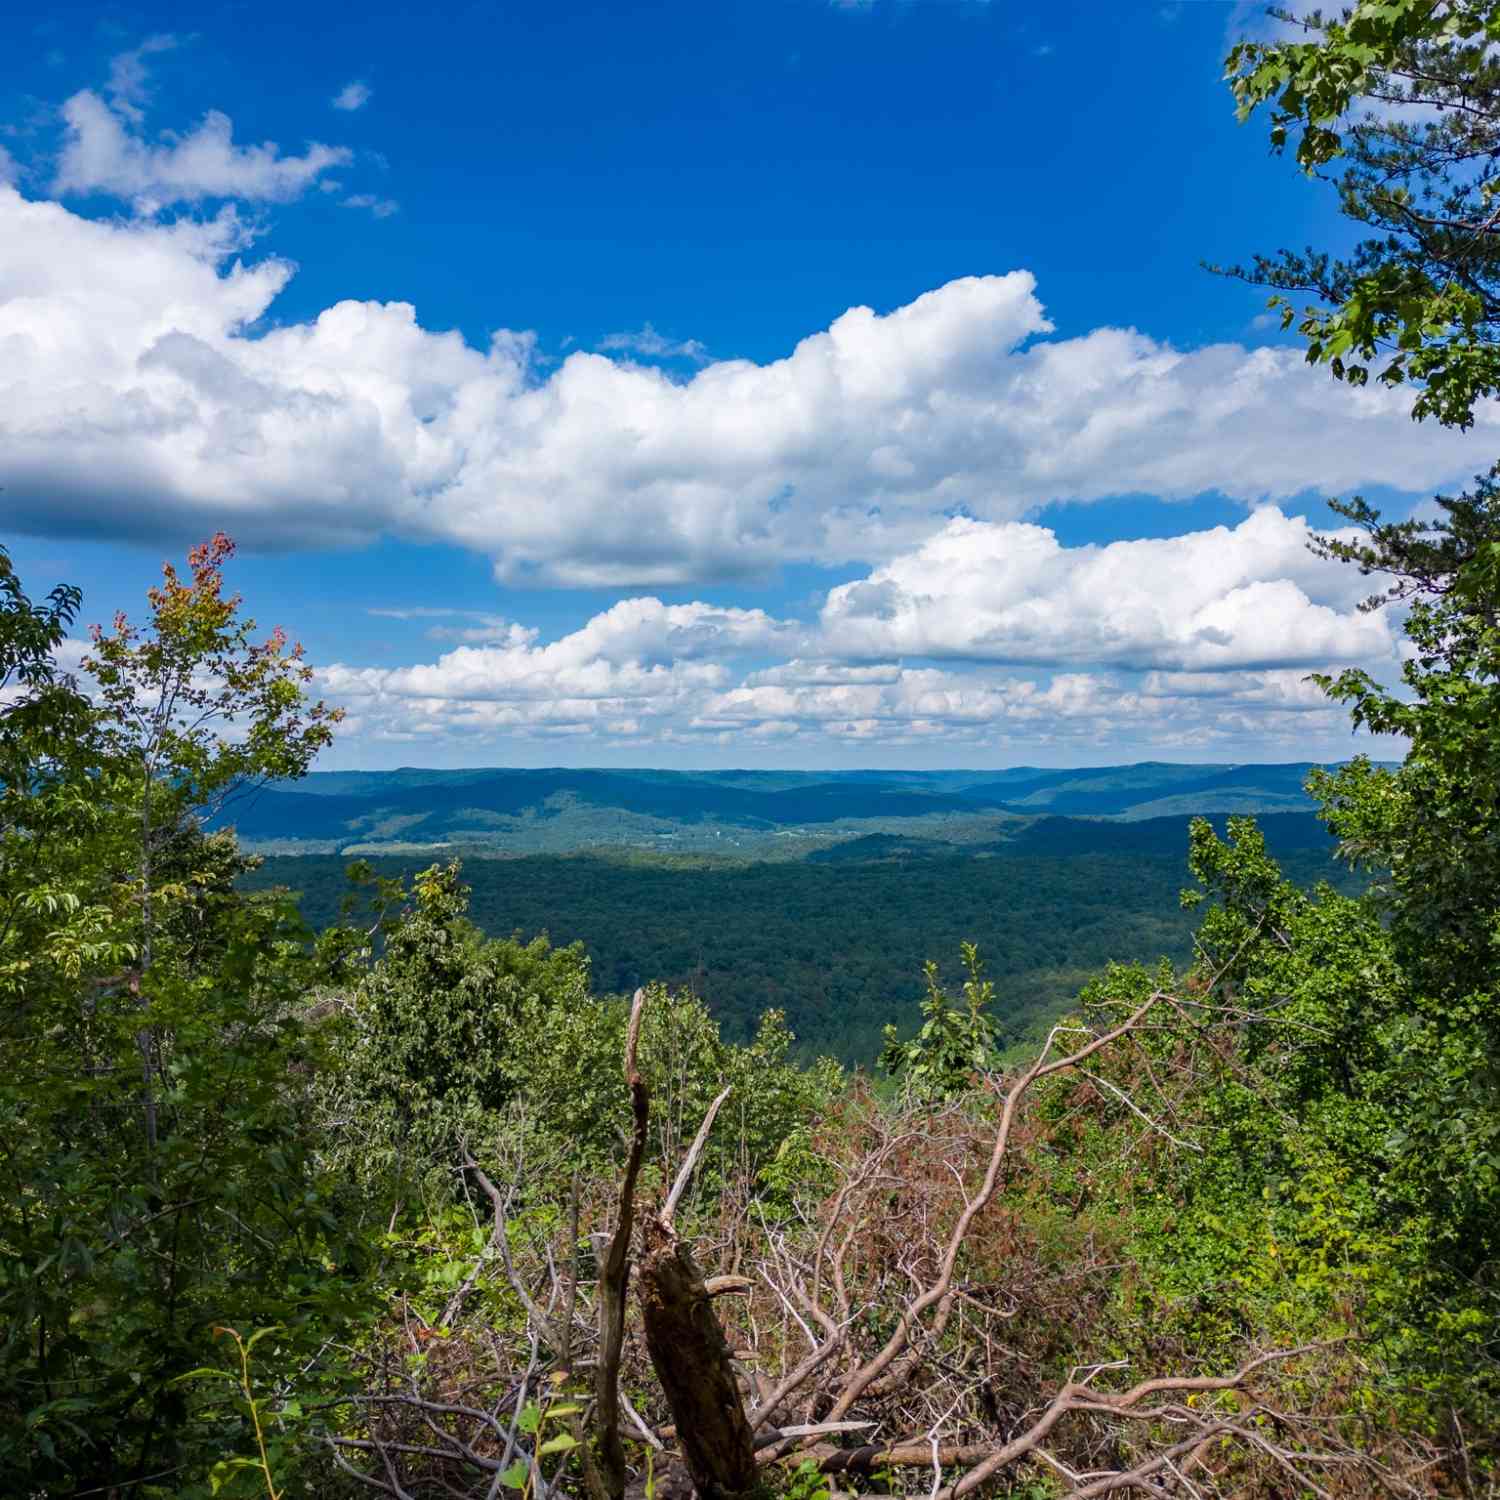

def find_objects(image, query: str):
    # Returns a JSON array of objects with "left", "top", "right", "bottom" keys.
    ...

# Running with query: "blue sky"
[{"left": 0, "top": 0, "right": 1491, "bottom": 769}]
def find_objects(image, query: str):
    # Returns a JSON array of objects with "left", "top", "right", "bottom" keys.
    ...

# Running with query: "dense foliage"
[
  {"left": 1223, "top": 0, "right": 1500, "bottom": 427},
  {"left": 1222, "top": 3, "right": 1500, "bottom": 1413},
  {"left": 1, "top": 538, "right": 366, "bottom": 1491},
  {"left": 243, "top": 830, "right": 1351, "bottom": 1063},
  {"left": 325, "top": 858, "right": 836, "bottom": 1188}
]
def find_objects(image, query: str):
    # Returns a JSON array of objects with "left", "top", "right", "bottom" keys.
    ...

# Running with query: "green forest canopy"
[{"left": 244, "top": 825, "right": 1357, "bottom": 1062}]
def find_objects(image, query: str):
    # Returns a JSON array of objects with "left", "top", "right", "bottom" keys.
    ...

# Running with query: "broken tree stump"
[{"left": 638, "top": 1212, "right": 760, "bottom": 1500}]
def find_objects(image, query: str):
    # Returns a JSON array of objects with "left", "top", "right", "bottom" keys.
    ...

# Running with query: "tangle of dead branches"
[{"left": 319, "top": 987, "right": 1452, "bottom": 1500}]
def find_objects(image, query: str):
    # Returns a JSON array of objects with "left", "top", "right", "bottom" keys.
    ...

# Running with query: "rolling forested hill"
[{"left": 245, "top": 804, "right": 1356, "bottom": 1061}]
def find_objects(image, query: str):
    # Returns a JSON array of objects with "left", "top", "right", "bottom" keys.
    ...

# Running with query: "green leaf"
[
  {"left": 245, "top": 1323, "right": 284, "bottom": 1351},
  {"left": 209, "top": 1458, "right": 261, "bottom": 1495},
  {"left": 170, "top": 1366, "right": 237, "bottom": 1385}
]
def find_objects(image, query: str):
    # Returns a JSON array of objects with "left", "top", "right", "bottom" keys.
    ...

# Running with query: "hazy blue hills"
[
  {"left": 217, "top": 761, "right": 1346, "bottom": 859},
  {"left": 218, "top": 769, "right": 988, "bottom": 849},
  {"left": 960, "top": 761, "right": 1327, "bottom": 816}
]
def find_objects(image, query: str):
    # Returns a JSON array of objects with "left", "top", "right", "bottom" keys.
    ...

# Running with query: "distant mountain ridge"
[{"left": 214, "top": 761, "right": 1357, "bottom": 858}]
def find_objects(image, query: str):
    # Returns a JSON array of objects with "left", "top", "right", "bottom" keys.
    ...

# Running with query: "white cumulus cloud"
[
  {"left": 317, "top": 601, "right": 782, "bottom": 745},
  {"left": 1, "top": 187, "right": 1490, "bottom": 586},
  {"left": 54, "top": 90, "right": 350, "bottom": 208},
  {"left": 817, "top": 508, "right": 1395, "bottom": 671}
]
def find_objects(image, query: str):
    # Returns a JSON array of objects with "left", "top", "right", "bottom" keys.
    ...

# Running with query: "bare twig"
[{"left": 663, "top": 1083, "right": 731, "bottom": 1225}]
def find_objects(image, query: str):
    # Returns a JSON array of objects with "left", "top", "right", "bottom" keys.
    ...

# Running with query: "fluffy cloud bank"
[
  {"left": 819, "top": 508, "right": 1394, "bottom": 670},
  {"left": 1, "top": 185, "right": 1488, "bottom": 586},
  {"left": 322, "top": 599, "right": 785, "bottom": 745},
  {"left": 329, "top": 597, "right": 791, "bottom": 706},
  {"left": 314, "top": 512, "right": 1399, "bottom": 755}
]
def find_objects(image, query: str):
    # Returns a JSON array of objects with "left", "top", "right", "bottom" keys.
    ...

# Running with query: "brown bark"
[
  {"left": 596, "top": 988, "right": 651, "bottom": 1500},
  {"left": 638, "top": 1212, "right": 760, "bottom": 1500}
]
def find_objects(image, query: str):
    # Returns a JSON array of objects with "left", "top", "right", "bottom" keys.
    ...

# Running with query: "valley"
[{"left": 237, "top": 762, "right": 1361, "bottom": 1062}]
